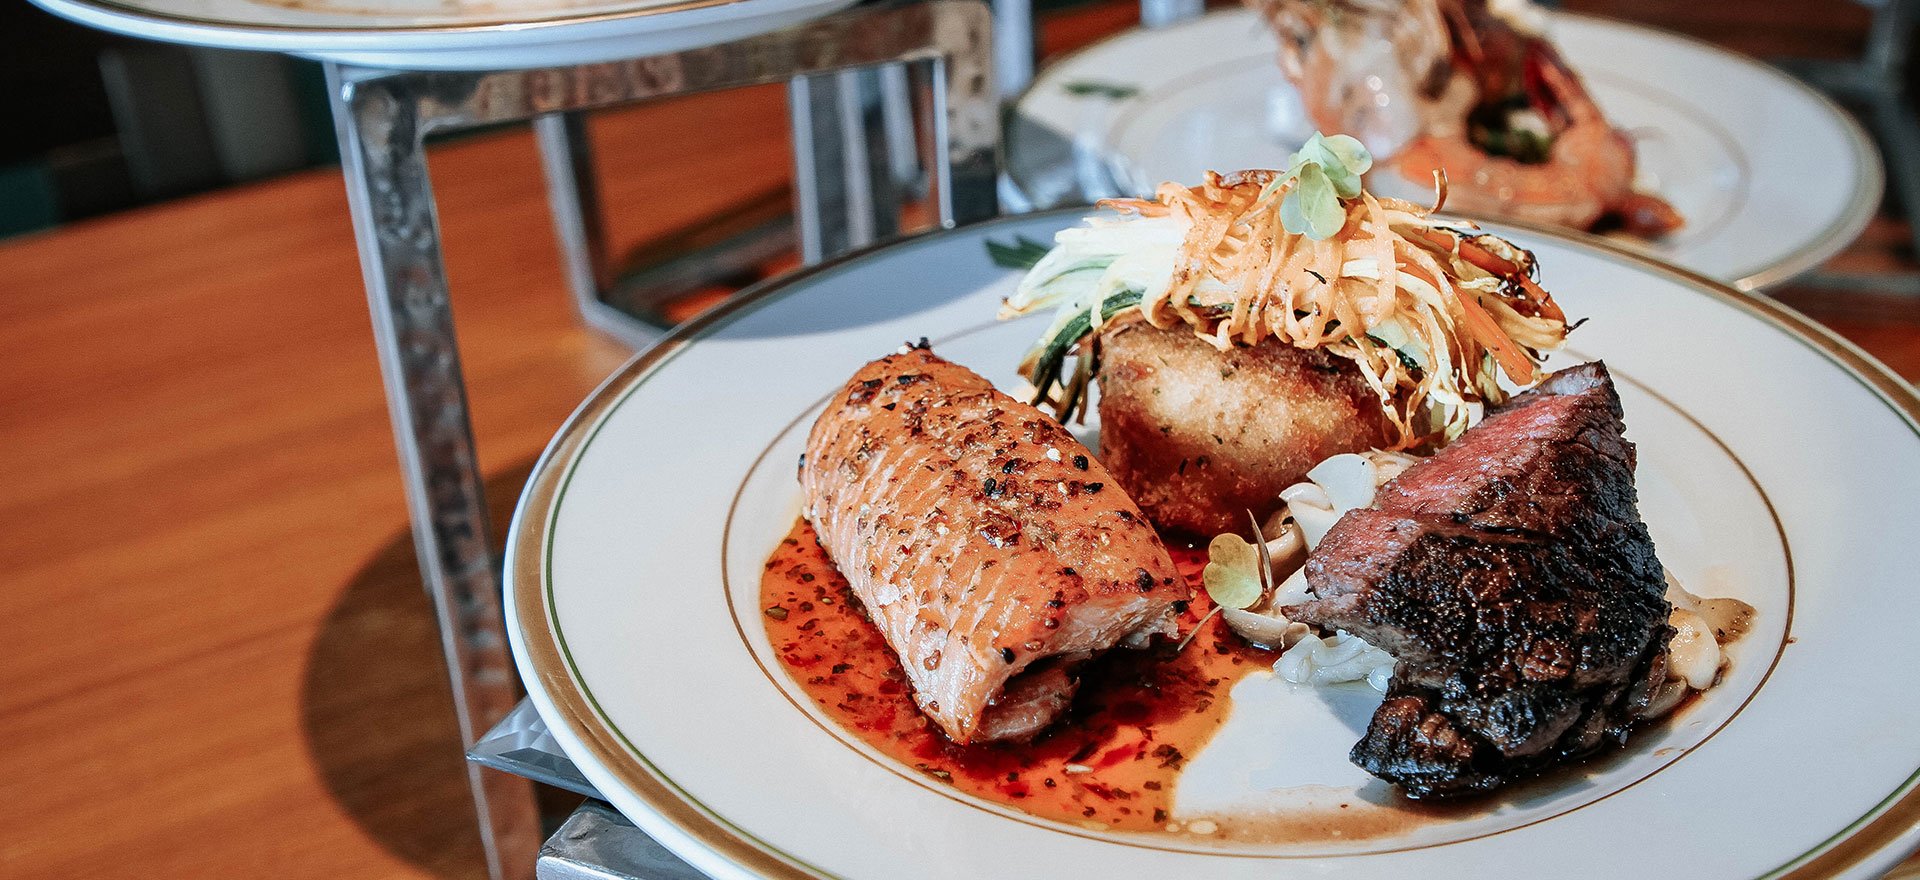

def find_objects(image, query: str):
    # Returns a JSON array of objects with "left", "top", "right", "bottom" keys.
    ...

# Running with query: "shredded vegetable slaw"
[{"left": 1000, "top": 137, "right": 1573, "bottom": 446}]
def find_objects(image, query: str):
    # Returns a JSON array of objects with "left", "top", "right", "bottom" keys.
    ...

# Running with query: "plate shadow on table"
[{"left": 298, "top": 456, "right": 579, "bottom": 879}]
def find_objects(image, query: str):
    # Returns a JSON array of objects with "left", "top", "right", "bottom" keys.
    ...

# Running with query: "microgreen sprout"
[
  {"left": 1200, "top": 512, "right": 1276, "bottom": 611},
  {"left": 1265, "top": 132, "right": 1374, "bottom": 240}
]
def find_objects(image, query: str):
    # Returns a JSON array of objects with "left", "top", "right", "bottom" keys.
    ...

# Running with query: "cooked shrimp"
[
  {"left": 1391, "top": 43, "right": 1635, "bottom": 231},
  {"left": 1253, "top": 0, "right": 1682, "bottom": 237}
]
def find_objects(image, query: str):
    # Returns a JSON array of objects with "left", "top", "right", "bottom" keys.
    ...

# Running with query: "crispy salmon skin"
[{"left": 800, "top": 345, "right": 1188, "bottom": 744}]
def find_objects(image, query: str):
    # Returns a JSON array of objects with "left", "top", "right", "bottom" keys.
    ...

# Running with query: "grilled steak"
[
  {"left": 802, "top": 345, "right": 1188, "bottom": 744},
  {"left": 1284, "top": 362, "right": 1672, "bottom": 797}
]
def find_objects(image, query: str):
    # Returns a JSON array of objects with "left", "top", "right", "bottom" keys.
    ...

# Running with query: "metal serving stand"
[
  {"left": 323, "top": 3, "right": 999, "bottom": 876},
  {"left": 338, "top": 0, "right": 1221, "bottom": 875},
  {"left": 446, "top": 3, "right": 1210, "bottom": 875}
]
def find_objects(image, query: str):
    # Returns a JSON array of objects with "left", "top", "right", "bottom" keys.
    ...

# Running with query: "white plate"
[
  {"left": 507, "top": 211, "right": 1920, "bottom": 879},
  {"left": 27, "top": 0, "right": 854, "bottom": 69},
  {"left": 1007, "top": 9, "right": 1882, "bottom": 291}
]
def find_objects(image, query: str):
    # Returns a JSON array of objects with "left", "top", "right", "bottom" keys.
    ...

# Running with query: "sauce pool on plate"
[
  {"left": 756, "top": 516, "right": 1710, "bottom": 845},
  {"left": 760, "top": 517, "right": 1264, "bottom": 832}
]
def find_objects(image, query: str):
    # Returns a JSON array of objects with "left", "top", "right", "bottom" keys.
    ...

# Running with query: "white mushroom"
[
  {"left": 1667, "top": 607, "right": 1722, "bottom": 691},
  {"left": 1220, "top": 607, "right": 1310, "bottom": 650},
  {"left": 1306, "top": 453, "right": 1379, "bottom": 513}
]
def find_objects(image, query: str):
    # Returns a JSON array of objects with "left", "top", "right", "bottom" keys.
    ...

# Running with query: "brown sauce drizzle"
[
  {"left": 761, "top": 517, "right": 1265, "bottom": 832},
  {"left": 1698, "top": 597, "right": 1755, "bottom": 643}
]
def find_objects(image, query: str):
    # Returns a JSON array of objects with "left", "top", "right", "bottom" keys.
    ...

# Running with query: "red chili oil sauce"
[{"left": 759, "top": 517, "right": 1264, "bottom": 832}]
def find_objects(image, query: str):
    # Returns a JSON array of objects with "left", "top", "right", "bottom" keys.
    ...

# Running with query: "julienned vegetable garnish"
[{"left": 999, "top": 131, "right": 1574, "bottom": 446}]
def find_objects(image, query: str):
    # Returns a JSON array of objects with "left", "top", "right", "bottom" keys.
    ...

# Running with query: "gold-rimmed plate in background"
[{"left": 1007, "top": 10, "right": 1882, "bottom": 292}]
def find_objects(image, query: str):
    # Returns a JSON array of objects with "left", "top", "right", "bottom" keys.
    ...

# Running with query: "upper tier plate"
[{"left": 27, "top": 0, "right": 855, "bottom": 69}]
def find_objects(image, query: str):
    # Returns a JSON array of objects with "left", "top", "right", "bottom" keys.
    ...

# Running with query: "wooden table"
[{"left": 0, "top": 1, "right": 1914, "bottom": 878}]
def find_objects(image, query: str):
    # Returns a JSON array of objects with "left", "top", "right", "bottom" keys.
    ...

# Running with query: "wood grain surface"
[{"left": 0, "top": 1, "right": 1913, "bottom": 878}]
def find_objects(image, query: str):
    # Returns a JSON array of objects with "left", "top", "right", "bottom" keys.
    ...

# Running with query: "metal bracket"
[
  {"left": 469, "top": 699, "right": 602, "bottom": 800},
  {"left": 537, "top": 801, "right": 709, "bottom": 880}
]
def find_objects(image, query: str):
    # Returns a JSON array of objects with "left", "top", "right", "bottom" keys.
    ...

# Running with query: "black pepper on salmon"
[{"left": 800, "top": 346, "right": 1189, "bottom": 744}]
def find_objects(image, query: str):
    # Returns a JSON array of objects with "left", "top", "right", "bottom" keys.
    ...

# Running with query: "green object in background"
[
  {"left": 0, "top": 164, "right": 59, "bottom": 239},
  {"left": 1061, "top": 80, "right": 1140, "bottom": 100},
  {"left": 287, "top": 58, "right": 341, "bottom": 167}
]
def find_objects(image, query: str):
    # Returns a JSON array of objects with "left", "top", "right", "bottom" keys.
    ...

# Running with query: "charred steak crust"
[{"left": 1286, "top": 362, "right": 1674, "bottom": 797}]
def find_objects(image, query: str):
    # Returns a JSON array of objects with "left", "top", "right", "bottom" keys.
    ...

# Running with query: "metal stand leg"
[
  {"left": 538, "top": 109, "right": 800, "bottom": 338},
  {"left": 878, "top": 63, "right": 925, "bottom": 191},
  {"left": 325, "top": 63, "right": 543, "bottom": 880},
  {"left": 791, "top": 65, "right": 912, "bottom": 262},
  {"left": 790, "top": 71, "right": 868, "bottom": 262},
  {"left": 991, "top": 0, "right": 1035, "bottom": 96},
  {"left": 1859, "top": 0, "right": 1920, "bottom": 267},
  {"left": 533, "top": 113, "right": 657, "bottom": 346},
  {"left": 540, "top": 0, "right": 999, "bottom": 338},
  {"left": 536, "top": 801, "right": 707, "bottom": 880},
  {"left": 1778, "top": 0, "right": 1920, "bottom": 287},
  {"left": 927, "top": 26, "right": 1001, "bottom": 233}
]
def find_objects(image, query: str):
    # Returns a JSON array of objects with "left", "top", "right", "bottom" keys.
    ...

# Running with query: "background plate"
[
  {"left": 26, "top": 0, "right": 856, "bottom": 69},
  {"left": 508, "top": 212, "right": 1920, "bottom": 879},
  {"left": 1008, "top": 10, "right": 1882, "bottom": 291}
]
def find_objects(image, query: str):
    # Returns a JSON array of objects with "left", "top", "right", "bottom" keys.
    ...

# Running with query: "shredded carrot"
[
  {"left": 1416, "top": 228, "right": 1517, "bottom": 275},
  {"left": 1455, "top": 287, "right": 1536, "bottom": 384},
  {"left": 1514, "top": 275, "right": 1566, "bottom": 322},
  {"left": 1414, "top": 227, "right": 1568, "bottom": 326},
  {"left": 1459, "top": 238, "right": 1520, "bottom": 276}
]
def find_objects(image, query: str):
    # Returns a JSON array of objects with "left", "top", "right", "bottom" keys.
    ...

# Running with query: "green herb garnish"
[
  {"left": 1268, "top": 132, "right": 1373, "bottom": 240},
  {"left": 1061, "top": 80, "right": 1141, "bottom": 100},
  {"left": 1025, "top": 288, "right": 1145, "bottom": 418},
  {"left": 1201, "top": 512, "right": 1277, "bottom": 611},
  {"left": 1024, "top": 291, "right": 1232, "bottom": 422},
  {"left": 1367, "top": 334, "right": 1424, "bottom": 373},
  {"left": 985, "top": 235, "right": 1052, "bottom": 270}
]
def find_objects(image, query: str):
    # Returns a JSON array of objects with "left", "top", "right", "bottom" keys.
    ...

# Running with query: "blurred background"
[
  {"left": 0, "top": 4, "right": 339, "bottom": 237},
  {"left": 0, "top": 0, "right": 1915, "bottom": 878},
  {"left": 5, "top": 1, "right": 1909, "bottom": 245}
]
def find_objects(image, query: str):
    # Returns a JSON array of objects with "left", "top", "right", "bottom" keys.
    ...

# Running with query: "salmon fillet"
[{"left": 800, "top": 344, "right": 1188, "bottom": 744}]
